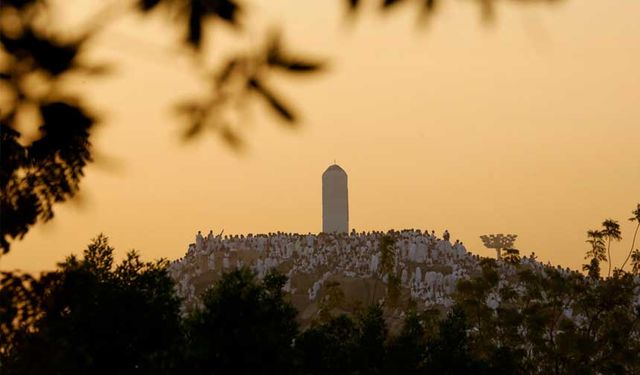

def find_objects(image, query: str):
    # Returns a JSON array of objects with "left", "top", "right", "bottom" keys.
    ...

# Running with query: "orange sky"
[{"left": 1, "top": 0, "right": 639, "bottom": 273}]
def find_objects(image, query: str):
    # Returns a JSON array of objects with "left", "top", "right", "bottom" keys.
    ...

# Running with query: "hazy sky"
[{"left": 2, "top": 0, "right": 639, "bottom": 272}]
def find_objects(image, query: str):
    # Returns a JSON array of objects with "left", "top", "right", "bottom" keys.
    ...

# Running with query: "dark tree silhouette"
[
  {"left": 0, "top": 234, "right": 184, "bottom": 375},
  {"left": 296, "top": 314, "right": 360, "bottom": 374},
  {"left": 426, "top": 307, "right": 490, "bottom": 374},
  {"left": 385, "top": 310, "right": 432, "bottom": 374},
  {"left": 630, "top": 249, "right": 640, "bottom": 275},
  {"left": 454, "top": 251, "right": 640, "bottom": 374},
  {"left": 297, "top": 303, "right": 389, "bottom": 374},
  {"left": 183, "top": 268, "right": 299, "bottom": 375},
  {"left": 0, "top": 5, "right": 98, "bottom": 252},
  {"left": 502, "top": 247, "right": 521, "bottom": 265},
  {"left": 376, "top": 234, "right": 402, "bottom": 307},
  {"left": 317, "top": 279, "right": 346, "bottom": 322},
  {"left": 584, "top": 229, "right": 606, "bottom": 279},
  {"left": 352, "top": 304, "right": 388, "bottom": 373}
]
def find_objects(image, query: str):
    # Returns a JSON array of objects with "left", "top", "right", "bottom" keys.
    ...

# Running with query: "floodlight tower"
[{"left": 480, "top": 234, "right": 518, "bottom": 260}]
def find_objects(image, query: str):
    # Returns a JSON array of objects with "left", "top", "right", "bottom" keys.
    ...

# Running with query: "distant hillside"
[{"left": 169, "top": 230, "right": 581, "bottom": 325}]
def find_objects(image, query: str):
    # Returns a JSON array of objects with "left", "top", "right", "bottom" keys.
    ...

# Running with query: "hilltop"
[{"left": 168, "top": 230, "right": 584, "bottom": 325}]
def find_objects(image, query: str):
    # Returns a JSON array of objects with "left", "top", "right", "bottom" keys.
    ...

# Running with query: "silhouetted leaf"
[
  {"left": 175, "top": 101, "right": 206, "bottom": 141},
  {"left": 281, "top": 59, "right": 323, "bottom": 72},
  {"left": 265, "top": 32, "right": 323, "bottom": 73},
  {"left": 216, "top": 58, "right": 239, "bottom": 84},
  {"left": 37, "top": 101, "right": 93, "bottom": 145},
  {"left": 416, "top": 0, "right": 438, "bottom": 25},
  {"left": 1, "top": 0, "right": 41, "bottom": 10},
  {"left": 182, "top": 121, "right": 203, "bottom": 140},
  {"left": 139, "top": 0, "right": 162, "bottom": 11},
  {"left": 76, "top": 63, "right": 112, "bottom": 76},
  {"left": 383, "top": 0, "right": 402, "bottom": 8},
  {"left": 2, "top": 30, "right": 80, "bottom": 76},
  {"left": 425, "top": 0, "right": 436, "bottom": 10},
  {"left": 269, "top": 55, "right": 323, "bottom": 72},
  {"left": 0, "top": 125, "right": 25, "bottom": 187},
  {"left": 248, "top": 78, "right": 296, "bottom": 123},
  {"left": 187, "top": 2, "right": 203, "bottom": 47},
  {"left": 1, "top": 101, "right": 94, "bottom": 252},
  {"left": 206, "top": 0, "right": 241, "bottom": 24},
  {"left": 220, "top": 127, "right": 243, "bottom": 150},
  {"left": 346, "top": 0, "right": 360, "bottom": 10},
  {"left": 265, "top": 29, "right": 282, "bottom": 64},
  {"left": 480, "top": 0, "right": 494, "bottom": 22},
  {"left": 174, "top": 101, "right": 201, "bottom": 115}
]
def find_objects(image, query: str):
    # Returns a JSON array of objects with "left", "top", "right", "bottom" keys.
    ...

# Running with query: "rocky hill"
[{"left": 168, "top": 229, "right": 573, "bottom": 325}]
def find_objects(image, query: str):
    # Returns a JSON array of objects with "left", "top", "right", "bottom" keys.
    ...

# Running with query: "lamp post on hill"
[{"left": 480, "top": 234, "right": 518, "bottom": 260}]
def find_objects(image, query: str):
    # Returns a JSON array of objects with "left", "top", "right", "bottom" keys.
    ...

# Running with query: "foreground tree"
[
  {"left": 296, "top": 303, "right": 388, "bottom": 375},
  {"left": 385, "top": 311, "right": 430, "bottom": 374},
  {"left": 317, "top": 280, "right": 346, "bottom": 322},
  {"left": 379, "top": 235, "right": 402, "bottom": 308},
  {"left": 630, "top": 249, "right": 640, "bottom": 275},
  {"left": 621, "top": 203, "right": 640, "bottom": 271},
  {"left": 584, "top": 229, "right": 607, "bottom": 279},
  {"left": 296, "top": 314, "right": 360, "bottom": 374},
  {"left": 0, "top": 235, "right": 184, "bottom": 375},
  {"left": 455, "top": 255, "right": 640, "bottom": 374},
  {"left": 426, "top": 307, "right": 491, "bottom": 374},
  {"left": 502, "top": 248, "right": 521, "bottom": 265},
  {"left": 602, "top": 219, "right": 622, "bottom": 277},
  {"left": 184, "top": 268, "right": 298, "bottom": 375}
]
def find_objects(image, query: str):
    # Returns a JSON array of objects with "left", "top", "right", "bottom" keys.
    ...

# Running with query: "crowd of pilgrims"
[{"left": 168, "top": 229, "right": 554, "bottom": 311}]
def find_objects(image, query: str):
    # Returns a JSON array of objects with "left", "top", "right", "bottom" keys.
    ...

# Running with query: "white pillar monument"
[{"left": 322, "top": 164, "right": 349, "bottom": 233}]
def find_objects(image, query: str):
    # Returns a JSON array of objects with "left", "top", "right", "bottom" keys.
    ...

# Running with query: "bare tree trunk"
[
  {"left": 620, "top": 223, "right": 639, "bottom": 271},
  {"left": 607, "top": 240, "right": 612, "bottom": 277}
]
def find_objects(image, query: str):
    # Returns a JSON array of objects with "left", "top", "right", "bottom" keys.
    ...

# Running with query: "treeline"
[{"left": 2, "top": 234, "right": 639, "bottom": 374}]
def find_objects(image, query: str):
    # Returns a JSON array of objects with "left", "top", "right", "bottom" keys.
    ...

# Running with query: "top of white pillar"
[{"left": 323, "top": 164, "right": 346, "bottom": 175}]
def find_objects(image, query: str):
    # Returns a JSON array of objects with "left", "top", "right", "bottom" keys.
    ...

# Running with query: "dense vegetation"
[{"left": 2, "top": 223, "right": 639, "bottom": 374}]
